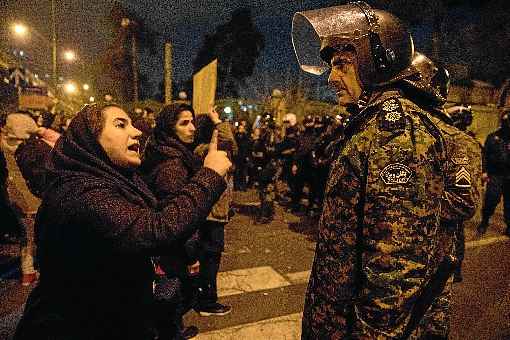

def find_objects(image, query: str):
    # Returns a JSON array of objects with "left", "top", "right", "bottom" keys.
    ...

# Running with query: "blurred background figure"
[
  {"left": 1, "top": 113, "right": 40, "bottom": 286},
  {"left": 478, "top": 79, "right": 510, "bottom": 236},
  {"left": 233, "top": 120, "right": 251, "bottom": 191}
]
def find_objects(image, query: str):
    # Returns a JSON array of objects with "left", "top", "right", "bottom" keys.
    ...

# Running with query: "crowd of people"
[{"left": 0, "top": 1, "right": 509, "bottom": 339}]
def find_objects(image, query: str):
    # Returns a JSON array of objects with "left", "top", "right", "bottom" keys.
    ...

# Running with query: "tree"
[
  {"left": 193, "top": 8, "right": 264, "bottom": 98},
  {"left": 97, "top": 3, "right": 160, "bottom": 103},
  {"left": 373, "top": 0, "right": 510, "bottom": 86}
]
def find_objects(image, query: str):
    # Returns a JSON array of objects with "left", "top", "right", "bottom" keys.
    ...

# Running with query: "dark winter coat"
[
  {"left": 15, "top": 136, "right": 53, "bottom": 198},
  {"left": 483, "top": 127, "right": 510, "bottom": 178},
  {"left": 141, "top": 131, "right": 203, "bottom": 275},
  {"left": 14, "top": 109, "right": 226, "bottom": 340}
]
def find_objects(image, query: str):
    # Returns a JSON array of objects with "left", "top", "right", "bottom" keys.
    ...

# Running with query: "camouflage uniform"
[
  {"left": 432, "top": 113, "right": 482, "bottom": 284},
  {"left": 302, "top": 90, "right": 479, "bottom": 339},
  {"left": 290, "top": 3, "right": 481, "bottom": 338},
  {"left": 252, "top": 127, "right": 277, "bottom": 223}
]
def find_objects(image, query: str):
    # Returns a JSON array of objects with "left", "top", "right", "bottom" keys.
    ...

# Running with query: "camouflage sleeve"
[{"left": 441, "top": 133, "right": 482, "bottom": 222}]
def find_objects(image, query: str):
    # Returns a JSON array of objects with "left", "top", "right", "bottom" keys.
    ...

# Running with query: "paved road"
[{"left": 1, "top": 190, "right": 509, "bottom": 339}]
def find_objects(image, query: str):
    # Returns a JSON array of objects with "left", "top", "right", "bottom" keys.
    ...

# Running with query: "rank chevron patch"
[{"left": 455, "top": 166, "right": 471, "bottom": 188}]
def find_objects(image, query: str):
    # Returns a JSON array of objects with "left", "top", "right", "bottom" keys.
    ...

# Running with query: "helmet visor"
[{"left": 292, "top": 12, "right": 329, "bottom": 75}]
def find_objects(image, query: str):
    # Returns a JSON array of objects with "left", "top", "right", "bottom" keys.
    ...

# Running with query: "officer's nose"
[{"left": 328, "top": 69, "right": 342, "bottom": 89}]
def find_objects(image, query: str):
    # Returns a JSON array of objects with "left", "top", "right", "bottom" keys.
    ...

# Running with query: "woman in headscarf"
[
  {"left": 14, "top": 103, "right": 231, "bottom": 340},
  {"left": 141, "top": 103, "right": 203, "bottom": 339}
]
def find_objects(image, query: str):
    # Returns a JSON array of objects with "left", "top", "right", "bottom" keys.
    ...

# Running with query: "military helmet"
[
  {"left": 402, "top": 52, "right": 449, "bottom": 105},
  {"left": 292, "top": 1, "right": 415, "bottom": 88},
  {"left": 314, "top": 115, "right": 325, "bottom": 125},
  {"left": 446, "top": 105, "right": 473, "bottom": 130},
  {"left": 303, "top": 114, "right": 315, "bottom": 125},
  {"left": 283, "top": 113, "right": 297, "bottom": 126}
]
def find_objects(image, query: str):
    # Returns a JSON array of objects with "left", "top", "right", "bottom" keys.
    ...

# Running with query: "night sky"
[{"left": 2, "top": 0, "right": 508, "bottom": 99}]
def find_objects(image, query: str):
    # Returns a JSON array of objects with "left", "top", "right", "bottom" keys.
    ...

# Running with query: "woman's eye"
[{"left": 115, "top": 122, "right": 126, "bottom": 128}]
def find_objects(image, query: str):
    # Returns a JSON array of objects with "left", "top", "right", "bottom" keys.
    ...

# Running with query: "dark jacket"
[
  {"left": 15, "top": 136, "right": 53, "bottom": 198},
  {"left": 142, "top": 133, "right": 203, "bottom": 273},
  {"left": 483, "top": 128, "right": 510, "bottom": 178},
  {"left": 14, "top": 110, "right": 225, "bottom": 340}
]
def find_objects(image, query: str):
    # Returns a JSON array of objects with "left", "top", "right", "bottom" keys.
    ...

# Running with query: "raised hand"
[{"left": 204, "top": 129, "right": 232, "bottom": 176}]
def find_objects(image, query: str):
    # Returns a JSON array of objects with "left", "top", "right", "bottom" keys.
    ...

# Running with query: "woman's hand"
[
  {"left": 204, "top": 130, "right": 232, "bottom": 176},
  {"left": 208, "top": 105, "right": 222, "bottom": 125}
]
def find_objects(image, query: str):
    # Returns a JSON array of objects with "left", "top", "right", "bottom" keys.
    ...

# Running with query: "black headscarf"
[
  {"left": 141, "top": 103, "right": 201, "bottom": 175},
  {"left": 45, "top": 104, "right": 157, "bottom": 207}
]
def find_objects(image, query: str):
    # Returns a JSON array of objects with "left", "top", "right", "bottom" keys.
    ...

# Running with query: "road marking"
[
  {"left": 465, "top": 235, "right": 509, "bottom": 249},
  {"left": 195, "top": 312, "right": 302, "bottom": 340},
  {"left": 285, "top": 270, "right": 310, "bottom": 285},
  {"left": 218, "top": 266, "right": 291, "bottom": 297}
]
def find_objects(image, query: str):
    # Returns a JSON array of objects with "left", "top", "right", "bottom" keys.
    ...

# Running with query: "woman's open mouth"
[{"left": 127, "top": 143, "right": 140, "bottom": 153}]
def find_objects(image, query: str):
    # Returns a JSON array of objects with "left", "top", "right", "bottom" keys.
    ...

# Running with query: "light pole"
[
  {"left": 51, "top": 0, "right": 57, "bottom": 89},
  {"left": 121, "top": 17, "right": 139, "bottom": 102}
]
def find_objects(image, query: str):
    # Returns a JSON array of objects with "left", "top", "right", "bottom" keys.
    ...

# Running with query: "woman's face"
[
  {"left": 174, "top": 110, "right": 195, "bottom": 144},
  {"left": 98, "top": 106, "right": 142, "bottom": 168}
]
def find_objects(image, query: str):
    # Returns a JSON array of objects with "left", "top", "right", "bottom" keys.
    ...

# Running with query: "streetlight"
[
  {"left": 63, "top": 50, "right": 76, "bottom": 62},
  {"left": 63, "top": 82, "right": 77, "bottom": 95},
  {"left": 12, "top": 23, "right": 28, "bottom": 37},
  {"left": 83, "top": 84, "right": 90, "bottom": 91}
]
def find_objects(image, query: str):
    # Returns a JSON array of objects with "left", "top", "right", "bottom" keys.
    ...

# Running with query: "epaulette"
[{"left": 377, "top": 97, "right": 406, "bottom": 132}]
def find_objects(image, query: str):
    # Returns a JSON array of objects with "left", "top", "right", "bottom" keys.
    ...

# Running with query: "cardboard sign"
[{"left": 193, "top": 59, "right": 217, "bottom": 115}]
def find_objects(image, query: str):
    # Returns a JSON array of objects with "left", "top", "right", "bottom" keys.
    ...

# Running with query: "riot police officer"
[
  {"left": 292, "top": 2, "right": 477, "bottom": 339},
  {"left": 478, "top": 80, "right": 510, "bottom": 236},
  {"left": 252, "top": 114, "right": 277, "bottom": 224},
  {"left": 275, "top": 114, "right": 299, "bottom": 203},
  {"left": 289, "top": 114, "right": 317, "bottom": 214},
  {"left": 406, "top": 52, "right": 482, "bottom": 285}
]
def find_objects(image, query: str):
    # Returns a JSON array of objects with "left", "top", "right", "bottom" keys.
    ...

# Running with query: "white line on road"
[
  {"left": 195, "top": 313, "right": 302, "bottom": 340},
  {"left": 218, "top": 266, "right": 291, "bottom": 297},
  {"left": 466, "top": 235, "right": 509, "bottom": 249}
]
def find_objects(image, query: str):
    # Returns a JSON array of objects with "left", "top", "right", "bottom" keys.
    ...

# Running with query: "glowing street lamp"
[
  {"left": 63, "top": 50, "right": 76, "bottom": 62},
  {"left": 83, "top": 84, "right": 90, "bottom": 91},
  {"left": 63, "top": 82, "right": 77, "bottom": 95},
  {"left": 89, "top": 96, "right": 95, "bottom": 103},
  {"left": 12, "top": 23, "right": 28, "bottom": 37}
]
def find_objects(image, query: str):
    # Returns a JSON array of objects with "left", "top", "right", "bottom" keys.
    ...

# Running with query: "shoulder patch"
[
  {"left": 380, "top": 163, "right": 413, "bottom": 185},
  {"left": 455, "top": 166, "right": 472, "bottom": 188},
  {"left": 379, "top": 98, "right": 406, "bottom": 131},
  {"left": 452, "top": 156, "right": 469, "bottom": 165}
]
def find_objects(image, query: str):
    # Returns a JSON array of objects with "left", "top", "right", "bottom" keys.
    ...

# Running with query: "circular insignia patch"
[
  {"left": 385, "top": 111, "right": 402, "bottom": 122},
  {"left": 380, "top": 163, "right": 413, "bottom": 185}
]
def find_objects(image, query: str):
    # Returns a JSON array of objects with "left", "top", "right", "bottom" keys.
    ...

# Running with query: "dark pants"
[
  {"left": 454, "top": 221, "right": 465, "bottom": 274},
  {"left": 481, "top": 176, "right": 510, "bottom": 227},
  {"left": 197, "top": 251, "right": 222, "bottom": 307},
  {"left": 198, "top": 221, "right": 225, "bottom": 307},
  {"left": 234, "top": 161, "right": 248, "bottom": 191},
  {"left": 289, "top": 166, "right": 317, "bottom": 209}
]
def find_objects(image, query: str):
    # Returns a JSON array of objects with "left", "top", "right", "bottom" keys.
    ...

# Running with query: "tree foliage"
[
  {"left": 372, "top": 0, "right": 510, "bottom": 85},
  {"left": 193, "top": 8, "right": 265, "bottom": 98},
  {"left": 97, "top": 3, "right": 159, "bottom": 103}
]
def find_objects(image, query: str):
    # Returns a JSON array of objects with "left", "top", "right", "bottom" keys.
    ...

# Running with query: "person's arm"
[
  {"left": 441, "top": 133, "right": 482, "bottom": 222},
  {"left": 482, "top": 134, "right": 496, "bottom": 175},
  {"left": 76, "top": 167, "right": 226, "bottom": 254}
]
